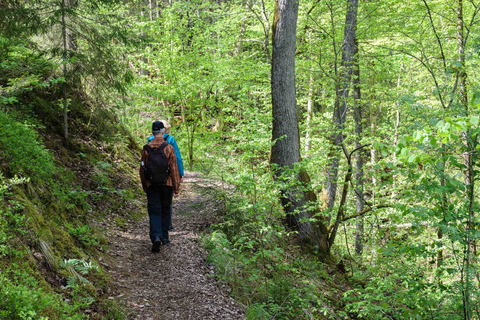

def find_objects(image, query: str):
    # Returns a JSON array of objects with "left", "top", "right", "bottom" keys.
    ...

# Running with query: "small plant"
[
  {"left": 68, "top": 224, "right": 100, "bottom": 248},
  {"left": 0, "top": 204, "right": 28, "bottom": 257},
  {"left": 91, "top": 161, "right": 113, "bottom": 188}
]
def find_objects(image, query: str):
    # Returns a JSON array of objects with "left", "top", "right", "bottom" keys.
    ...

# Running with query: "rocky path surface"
[{"left": 106, "top": 171, "right": 244, "bottom": 319}]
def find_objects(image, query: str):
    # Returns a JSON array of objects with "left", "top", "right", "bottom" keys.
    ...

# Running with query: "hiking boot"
[
  {"left": 151, "top": 236, "right": 161, "bottom": 253},
  {"left": 162, "top": 238, "right": 171, "bottom": 246}
]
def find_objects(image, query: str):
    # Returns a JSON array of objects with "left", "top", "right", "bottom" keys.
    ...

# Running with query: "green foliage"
[
  {"left": 202, "top": 158, "right": 340, "bottom": 319},
  {"left": 0, "top": 112, "right": 56, "bottom": 183},
  {"left": 68, "top": 224, "right": 100, "bottom": 248},
  {"left": 0, "top": 206, "right": 28, "bottom": 258},
  {"left": 92, "top": 161, "right": 113, "bottom": 188},
  {"left": 0, "top": 267, "right": 84, "bottom": 320}
]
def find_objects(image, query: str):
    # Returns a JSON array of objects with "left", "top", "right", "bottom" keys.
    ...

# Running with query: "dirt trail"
[{"left": 106, "top": 171, "right": 244, "bottom": 319}]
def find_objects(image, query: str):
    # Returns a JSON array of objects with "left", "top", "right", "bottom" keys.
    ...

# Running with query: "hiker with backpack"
[
  {"left": 140, "top": 121, "right": 180, "bottom": 253},
  {"left": 147, "top": 120, "right": 184, "bottom": 231}
]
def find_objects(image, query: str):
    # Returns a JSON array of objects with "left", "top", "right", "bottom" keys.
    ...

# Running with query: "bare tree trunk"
[
  {"left": 326, "top": 0, "right": 359, "bottom": 211},
  {"left": 305, "top": 72, "right": 314, "bottom": 154},
  {"left": 369, "top": 105, "right": 377, "bottom": 264},
  {"left": 270, "top": 0, "right": 330, "bottom": 256},
  {"left": 271, "top": 0, "right": 306, "bottom": 235},
  {"left": 260, "top": 0, "right": 271, "bottom": 62},
  {"left": 457, "top": 2, "right": 474, "bottom": 317},
  {"left": 62, "top": 0, "right": 68, "bottom": 142},
  {"left": 457, "top": 0, "right": 467, "bottom": 113},
  {"left": 437, "top": 165, "right": 446, "bottom": 267},
  {"left": 353, "top": 39, "right": 364, "bottom": 255},
  {"left": 149, "top": 0, "right": 153, "bottom": 21},
  {"left": 234, "top": 0, "right": 249, "bottom": 57},
  {"left": 140, "top": 0, "right": 150, "bottom": 76},
  {"left": 391, "top": 63, "right": 403, "bottom": 203}
]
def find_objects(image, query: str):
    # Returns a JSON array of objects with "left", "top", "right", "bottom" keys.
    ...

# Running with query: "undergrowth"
[
  {"left": 197, "top": 144, "right": 349, "bottom": 319},
  {"left": 0, "top": 106, "right": 142, "bottom": 319}
]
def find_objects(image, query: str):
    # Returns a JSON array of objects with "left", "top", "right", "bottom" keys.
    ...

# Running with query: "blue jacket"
[{"left": 148, "top": 133, "right": 184, "bottom": 177}]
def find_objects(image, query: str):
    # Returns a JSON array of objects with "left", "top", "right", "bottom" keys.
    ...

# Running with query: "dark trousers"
[
  {"left": 168, "top": 191, "right": 174, "bottom": 229},
  {"left": 146, "top": 185, "right": 173, "bottom": 243}
]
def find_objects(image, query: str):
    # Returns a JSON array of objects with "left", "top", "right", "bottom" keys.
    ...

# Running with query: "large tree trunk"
[
  {"left": 271, "top": 0, "right": 305, "bottom": 234},
  {"left": 325, "top": 0, "right": 359, "bottom": 212},
  {"left": 270, "top": 0, "right": 329, "bottom": 256}
]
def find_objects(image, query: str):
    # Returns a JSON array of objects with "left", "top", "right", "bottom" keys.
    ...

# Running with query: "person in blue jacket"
[{"left": 147, "top": 120, "right": 184, "bottom": 230}]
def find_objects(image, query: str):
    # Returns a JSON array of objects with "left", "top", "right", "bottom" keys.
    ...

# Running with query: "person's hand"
[
  {"left": 180, "top": 176, "right": 184, "bottom": 183},
  {"left": 174, "top": 192, "right": 180, "bottom": 197}
]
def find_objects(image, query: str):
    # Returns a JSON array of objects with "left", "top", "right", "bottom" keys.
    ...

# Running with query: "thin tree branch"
[
  {"left": 422, "top": 0, "right": 447, "bottom": 71},
  {"left": 340, "top": 204, "right": 392, "bottom": 223}
]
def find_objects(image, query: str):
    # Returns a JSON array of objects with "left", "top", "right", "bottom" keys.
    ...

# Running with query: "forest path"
[{"left": 106, "top": 171, "right": 244, "bottom": 319}]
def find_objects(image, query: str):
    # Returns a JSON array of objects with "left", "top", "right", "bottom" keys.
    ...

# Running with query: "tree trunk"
[
  {"left": 260, "top": 0, "right": 271, "bottom": 63},
  {"left": 326, "top": 0, "right": 359, "bottom": 211},
  {"left": 270, "top": 0, "right": 330, "bottom": 256},
  {"left": 369, "top": 104, "right": 377, "bottom": 264},
  {"left": 62, "top": 0, "right": 68, "bottom": 142},
  {"left": 457, "top": 0, "right": 467, "bottom": 114},
  {"left": 353, "top": 39, "right": 364, "bottom": 255},
  {"left": 149, "top": 0, "right": 153, "bottom": 21},
  {"left": 140, "top": 0, "right": 150, "bottom": 77},
  {"left": 234, "top": 0, "right": 249, "bottom": 57},
  {"left": 305, "top": 72, "right": 314, "bottom": 154},
  {"left": 271, "top": 0, "right": 304, "bottom": 234}
]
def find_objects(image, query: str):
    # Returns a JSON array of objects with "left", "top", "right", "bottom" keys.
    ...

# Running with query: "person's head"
[
  {"left": 152, "top": 120, "right": 165, "bottom": 136},
  {"left": 158, "top": 120, "right": 171, "bottom": 133}
]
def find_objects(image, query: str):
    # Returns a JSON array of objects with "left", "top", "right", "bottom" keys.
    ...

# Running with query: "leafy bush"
[
  {"left": 0, "top": 267, "right": 84, "bottom": 320},
  {"left": 0, "top": 111, "right": 56, "bottom": 183}
]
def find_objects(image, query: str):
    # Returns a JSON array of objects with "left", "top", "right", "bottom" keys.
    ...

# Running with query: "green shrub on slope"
[{"left": 0, "top": 112, "right": 56, "bottom": 183}]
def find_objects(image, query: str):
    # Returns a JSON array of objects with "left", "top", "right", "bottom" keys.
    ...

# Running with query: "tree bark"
[
  {"left": 352, "top": 39, "right": 364, "bottom": 255},
  {"left": 457, "top": 0, "right": 467, "bottom": 114},
  {"left": 62, "top": 0, "right": 68, "bottom": 142},
  {"left": 271, "top": 0, "right": 304, "bottom": 233},
  {"left": 270, "top": 0, "right": 330, "bottom": 256},
  {"left": 234, "top": 0, "right": 249, "bottom": 57},
  {"left": 326, "top": 0, "right": 359, "bottom": 212},
  {"left": 305, "top": 72, "right": 314, "bottom": 154},
  {"left": 140, "top": 0, "right": 150, "bottom": 77},
  {"left": 260, "top": 0, "right": 271, "bottom": 63}
]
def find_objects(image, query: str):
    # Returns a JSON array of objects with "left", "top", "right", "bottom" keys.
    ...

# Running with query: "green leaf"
[
  {"left": 413, "top": 131, "right": 422, "bottom": 141},
  {"left": 408, "top": 154, "right": 417, "bottom": 163},
  {"left": 472, "top": 91, "right": 480, "bottom": 106},
  {"left": 469, "top": 116, "right": 479, "bottom": 126}
]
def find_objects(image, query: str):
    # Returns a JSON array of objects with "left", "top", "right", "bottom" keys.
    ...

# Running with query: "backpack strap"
[
  {"left": 160, "top": 142, "right": 168, "bottom": 150},
  {"left": 144, "top": 145, "right": 152, "bottom": 153}
]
